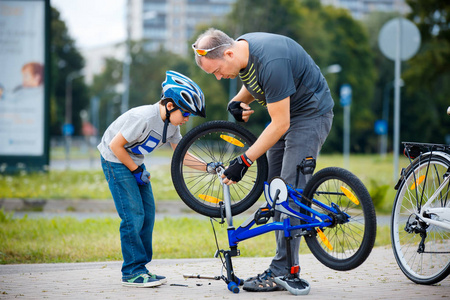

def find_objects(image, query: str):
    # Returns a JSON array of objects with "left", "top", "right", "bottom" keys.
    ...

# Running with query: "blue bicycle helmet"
[{"left": 162, "top": 70, "right": 206, "bottom": 118}]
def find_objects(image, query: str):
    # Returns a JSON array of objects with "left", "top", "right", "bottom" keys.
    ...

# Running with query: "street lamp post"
[{"left": 64, "top": 71, "right": 84, "bottom": 169}]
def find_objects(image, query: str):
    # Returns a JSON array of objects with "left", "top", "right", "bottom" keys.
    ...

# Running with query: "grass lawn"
[
  {"left": 0, "top": 152, "right": 401, "bottom": 264},
  {"left": 0, "top": 210, "right": 391, "bottom": 264},
  {"left": 0, "top": 152, "right": 407, "bottom": 214}
]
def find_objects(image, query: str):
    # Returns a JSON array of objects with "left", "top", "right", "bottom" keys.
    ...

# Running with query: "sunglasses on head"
[
  {"left": 178, "top": 108, "right": 191, "bottom": 117},
  {"left": 191, "top": 43, "right": 231, "bottom": 56}
]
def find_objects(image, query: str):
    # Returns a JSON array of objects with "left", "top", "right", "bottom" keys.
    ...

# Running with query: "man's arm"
[
  {"left": 245, "top": 97, "right": 290, "bottom": 162},
  {"left": 221, "top": 97, "right": 290, "bottom": 185}
]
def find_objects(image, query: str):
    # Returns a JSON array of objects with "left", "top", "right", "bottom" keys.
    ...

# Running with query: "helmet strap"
[{"left": 162, "top": 103, "right": 178, "bottom": 143}]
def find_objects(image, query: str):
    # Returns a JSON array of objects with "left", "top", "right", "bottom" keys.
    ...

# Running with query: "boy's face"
[{"left": 167, "top": 102, "right": 190, "bottom": 126}]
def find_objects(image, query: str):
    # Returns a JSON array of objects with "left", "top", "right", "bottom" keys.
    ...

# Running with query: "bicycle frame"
[
  {"left": 218, "top": 170, "right": 348, "bottom": 248},
  {"left": 402, "top": 144, "right": 450, "bottom": 231},
  {"left": 416, "top": 162, "right": 450, "bottom": 231}
]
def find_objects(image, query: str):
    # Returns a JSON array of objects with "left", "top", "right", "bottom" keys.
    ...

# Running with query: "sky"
[{"left": 51, "top": 0, "right": 126, "bottom": 49}]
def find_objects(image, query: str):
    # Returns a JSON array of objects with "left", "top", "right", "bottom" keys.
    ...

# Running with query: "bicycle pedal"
[{"left": 254, "top": 207, "right": 274, "bottom": 225}]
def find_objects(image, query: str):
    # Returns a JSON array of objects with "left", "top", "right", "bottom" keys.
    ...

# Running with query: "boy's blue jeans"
[{"left": 101, "top": 156, "right": 155, "bottom": 280}]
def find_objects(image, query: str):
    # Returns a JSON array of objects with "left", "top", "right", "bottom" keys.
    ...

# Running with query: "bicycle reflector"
[
  {"left": 220, "top": 135, "right": 244, "bottom": 147},
  {"left": 340, "top": 186, "right": 360, "bottom": 205},
  {"left": 317, "top": 228, "right": 333, "bottom": 251},
  {"left": 199, "top": 194, "right": 222, "bottom": 204},
  {"left": 410, "top": 175, "right": 425, "bottom": 190}
]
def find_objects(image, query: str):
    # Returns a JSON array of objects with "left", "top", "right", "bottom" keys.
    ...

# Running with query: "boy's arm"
[
  {"left": 109, "top": 132, "right": 139, "bottom": 172},
  {"left": 171, "top": 143, "right": 207, "bottom": 172}
]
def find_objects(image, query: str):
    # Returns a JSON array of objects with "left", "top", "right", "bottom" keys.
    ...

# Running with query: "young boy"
[{"left": 98, "top": 71, "right": 206, "bottom": 287}]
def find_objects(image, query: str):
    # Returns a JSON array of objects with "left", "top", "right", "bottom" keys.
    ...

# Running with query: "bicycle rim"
[
  {"left": 171, "top": 121, "right": 268, "bottom": 218},
  {"left": 391, "top": 154, "right": 450, "bottom": 284},
  {"left": 303, "top": 167, "right": 377, "bottom": 271}
]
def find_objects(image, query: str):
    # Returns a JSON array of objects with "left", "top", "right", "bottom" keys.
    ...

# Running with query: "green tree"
[
  {"left": 50, "top": 7, "right": 89, "bottom": 136},
  {"left": 90, "top": 42, "right": 228, "bottom": 135},
  {"left": 223, "top": 0, "right": 377, "bottom": 153},
  {"left": 401, "top": 0, "right": 450, "bottom": 144},
  {"left": 362, "top": 11, "right": 399, "bottom": 152},
  {"left": 319, "top": 6, "right": 376, "bottom": 153}
]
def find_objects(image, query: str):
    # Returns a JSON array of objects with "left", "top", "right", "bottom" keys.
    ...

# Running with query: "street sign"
[
  {"left": 378, "top": 18, "right": 421, "bottom": 180},
  {"left": 378, "top": 18, "right": 421, "bottom": 61},
  {"left": 340, "top": 84, "right": 352, "bottom": 107},
  {"left": 374, "top": 119, "right": 388, "bottom": 135},
  {"left": 63, "top": 123, "right": 74, "bottom": 136}
]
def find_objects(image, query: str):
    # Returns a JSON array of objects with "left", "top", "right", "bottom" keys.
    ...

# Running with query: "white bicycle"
[{"left": 391, "top": 107, "right": 450, "bottom": 284}]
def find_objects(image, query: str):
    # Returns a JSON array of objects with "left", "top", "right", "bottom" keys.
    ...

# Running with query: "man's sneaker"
[
  {"left": 243, "top": 269, "right": 285, "bottom": 292},
  {"left": 274, "top": 276, "right": 310, "bottom": 295},
  {"left": 122, "top": 273, "right": 163, "bottom": 288},
  {"left": 148, "top": 272, "right": 167, "bottom": 284}
]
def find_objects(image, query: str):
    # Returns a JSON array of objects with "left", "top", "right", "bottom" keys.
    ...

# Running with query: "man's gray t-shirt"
[
  {"left": 98, "top": 103, "right": 182, "bottom": 165},
  {"left": 238, "top": 32, "right": 334, "bottom": 119}
]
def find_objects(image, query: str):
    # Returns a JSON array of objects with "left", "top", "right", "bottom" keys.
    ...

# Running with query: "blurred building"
[
  {"left": 82, "top": 0, "right": 410, "bottom": 85},
  {"left": 321, "top": 0, "right": 410, "bottom": 19},
  {"left": 128, "top": 0, "right": 236, "bottom": 56},
  {"left": 81, "top": 43, "right": 125, "bottom": 85}
]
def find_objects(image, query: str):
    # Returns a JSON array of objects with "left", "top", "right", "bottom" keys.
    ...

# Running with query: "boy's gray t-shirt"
[
  {"left": 237, "top": 32, "right": 334, "bottom": 119},
  {"left": 98, "top": 103, "right": 182, "bottom": 165}
]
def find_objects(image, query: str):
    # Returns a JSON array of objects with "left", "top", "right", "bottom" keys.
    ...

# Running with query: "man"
[{"left": 192, "top": 28, "right": 334, "bottom": 294}]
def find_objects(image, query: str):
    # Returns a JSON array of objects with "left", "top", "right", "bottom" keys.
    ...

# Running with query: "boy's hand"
[
  {"left": 206, "top": 162, "right": 221, "bottom": 174},
  {"left": 222, "top": 153, "right": 252, "bottom": 184},
  {"left": 132, "top": 166, "right": 150, "bottom": 185}
]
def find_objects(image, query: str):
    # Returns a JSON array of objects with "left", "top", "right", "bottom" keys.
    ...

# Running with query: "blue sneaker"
[
  {"left": 148, "top": 272, "right": 167, "bottom": 284},
  {"left": 122, "top": 273, "right": 163, "bottom": 288}
]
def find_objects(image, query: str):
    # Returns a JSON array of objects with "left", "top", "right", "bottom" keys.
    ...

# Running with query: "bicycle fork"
[{"left": 216, "top": 168, "right": 244, "bottom": 293}]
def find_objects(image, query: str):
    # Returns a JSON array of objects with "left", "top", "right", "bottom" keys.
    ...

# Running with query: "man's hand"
[
  {"left": 222, "top": 153, "right": 253, "bottom": 184},
  {"left": 227, "top": 101, "right": 254, "bottom": 122},
  {"left": 132, "top": 166, "right": 150, "bottom": 185}
]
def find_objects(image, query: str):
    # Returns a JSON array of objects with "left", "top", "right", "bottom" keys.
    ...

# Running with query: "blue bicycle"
[{"left": 171, "top": 121, "right": 377, "bottom": 294}]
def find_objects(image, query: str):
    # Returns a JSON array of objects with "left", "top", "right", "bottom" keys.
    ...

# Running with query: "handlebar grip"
[{"left": 447, "top": 106, "right": 450, "bottom": 115}]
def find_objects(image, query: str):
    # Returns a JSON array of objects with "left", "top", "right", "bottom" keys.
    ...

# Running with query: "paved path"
[{"left": 0, "top": 246, "right": 448, "bottom": 299}]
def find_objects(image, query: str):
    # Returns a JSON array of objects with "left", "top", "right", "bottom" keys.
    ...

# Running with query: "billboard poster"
[{"left": 0, "top": 0, "right": 48, "bottom": 170}]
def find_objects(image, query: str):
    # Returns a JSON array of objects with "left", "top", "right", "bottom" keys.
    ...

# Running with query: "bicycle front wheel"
[
  {"left": 171, "top": 121, "right": 268, "bottom": 218},
  {"left": 303, "top": 167, "right": 377, "bottom": 271},
  {"left": 391, "top": 154, "right": 450, "bottom": 285}
]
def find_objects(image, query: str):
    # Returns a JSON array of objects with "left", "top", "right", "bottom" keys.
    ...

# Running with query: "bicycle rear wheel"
[
  {"left": 303, "top": 167, "right": 377, "bottom": 271},
  {"left": 171, "top": 121, "right": 268, "bottom": 218},
  {"left": 391, "top": 154, "right": 450, "bottom": 285}
]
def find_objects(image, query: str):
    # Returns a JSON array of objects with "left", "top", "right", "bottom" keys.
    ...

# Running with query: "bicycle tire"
[
  {"left": 391, "top": 153, "right": 450, "bottom": 285},
  {"left": 171, "top": 120, "right": 268, "bottom": 218},
  {"left": 302, "top": 167, "right": 377, "bottom": 271}
]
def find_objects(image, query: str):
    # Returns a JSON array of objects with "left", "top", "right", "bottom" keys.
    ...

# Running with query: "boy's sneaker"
[
  {"left": 148, "top": 272, "right": 167, "bottom": 284},
  {"left": 274, "top": 276, "right": 310, "bottom": 295},
  {"left": 122, "top": 273, "right": 163, "bottom": 288}
]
